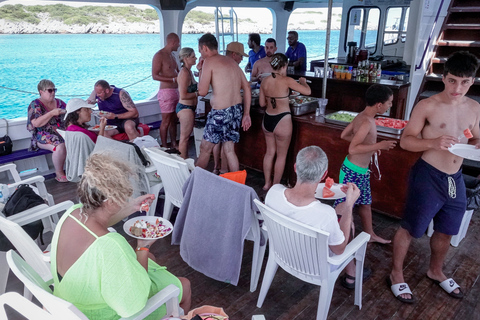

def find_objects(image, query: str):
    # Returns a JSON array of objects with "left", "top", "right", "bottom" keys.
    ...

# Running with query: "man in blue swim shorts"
[
  {"left": 389, "top": 51, "right": 480, "bottom": 304},
  {"left": 196, "top": 33, "right": 251, "bottom": 172}
]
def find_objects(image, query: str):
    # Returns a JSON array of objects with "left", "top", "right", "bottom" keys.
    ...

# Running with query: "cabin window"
[
  {"left": 383, "top": 6, "right": 409, "bottom": 46},
  {"left": 345, "top": 7, "right": 380, "bottom": 55}
]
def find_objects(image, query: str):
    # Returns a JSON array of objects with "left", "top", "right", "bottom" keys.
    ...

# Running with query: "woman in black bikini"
[
  {"left": 176, "top": 47, "right": 198, "bottom": 159},
  {"left": 259, "top": 53, "right": 311, "bottom": 190}
]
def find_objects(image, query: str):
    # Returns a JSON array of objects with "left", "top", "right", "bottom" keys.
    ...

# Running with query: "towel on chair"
[
  {"left": 65, "top": 131, "right": 95, "bottom": 182},
  {"left": 172, "top": 167, "right": 259, "bottom": 285}
]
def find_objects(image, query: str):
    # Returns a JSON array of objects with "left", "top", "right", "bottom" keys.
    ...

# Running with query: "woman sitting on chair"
[
  {"left": 50, "top": 154, "right": 191, "bottom": 319},
  {"left": 64, "top": 98, "right": 106, "bottom": 143}
]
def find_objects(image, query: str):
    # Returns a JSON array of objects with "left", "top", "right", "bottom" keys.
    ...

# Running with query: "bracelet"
[{"left": 136, "top": 247, "right": 149, "bottom": 252}]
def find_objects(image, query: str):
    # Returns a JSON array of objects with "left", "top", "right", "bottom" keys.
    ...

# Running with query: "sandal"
[
  {"left": 341, "top": 267, "right": 372, "bottom": 289},
  {"left": 386, "top": 276, "right": 416, "bottom": 304},
  {"left": 427, "top": 276, "right": 464, "bottom": 299},
  {"left": 55, "top": 175, "right": 68, "bottom": 183}
]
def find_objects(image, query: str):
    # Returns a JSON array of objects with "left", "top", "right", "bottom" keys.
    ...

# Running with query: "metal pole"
[{"left": 322, "top": 0, "right": 333, "bottom": 99}]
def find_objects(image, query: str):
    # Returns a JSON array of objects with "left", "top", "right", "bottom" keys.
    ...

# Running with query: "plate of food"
[
  {"left": 92, "top": 110, "right": 110, "bottom": 117},
  {"left": 123, "top": 216, "right": 173, "bottom": 240},
  {"left": 448, "top": 144, "right": 480, "bottom": 161},
  {"left": 290, "top": 90, "right": 301, "bottom": 97},
  {"left": 315, "top": 182, "right": 346, "bottom": 200},
  {"left": 88, "top": 125, "right": 117, "bottom": 132}
]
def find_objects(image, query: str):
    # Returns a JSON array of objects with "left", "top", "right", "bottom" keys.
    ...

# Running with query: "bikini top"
[
  {"left": 186, "top": 68, "right": 198, "bottom": 93},
  {"left": 266, "top": 72, "right": 289, "bottom": 108}
]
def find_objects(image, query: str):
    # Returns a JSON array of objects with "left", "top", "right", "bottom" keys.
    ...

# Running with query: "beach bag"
[
  {"left": 181, "top": 306, "right": 229, "bottom": 320},
  {"left": 0, "top": 119, "right": 13, "bottom": 156},
  {"left": 122, "top": 141, "right": 150, "bottom": 167},
  {"left": 0, "top": 184, "right": 46, "bottom": 251}
]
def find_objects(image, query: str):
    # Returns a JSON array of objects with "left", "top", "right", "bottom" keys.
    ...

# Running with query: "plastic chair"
[
  {"left": 254, "top": 199, "right": 370, "bottom": 320},
  {"left": 6, "top": 250, "right": 181, "bottom": 320},
  {"left": 0, "top": 201, "right": 73, "bottom": 297},
  {"left": 0, "top": 292, "right": 54, "bottom": 320},
  {"left": 92, "top": 136, "right": 163, "bottom": 216},
  {"left": 427, "top": 209, "right": 474, "bottom": 247},
  {"left": 144, "top": 148, "right": 191, "bottom": 221}
]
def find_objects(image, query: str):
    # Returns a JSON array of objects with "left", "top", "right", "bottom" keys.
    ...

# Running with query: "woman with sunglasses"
[{"left": 27, "top": 79, "right": 68, "bottom": 182}]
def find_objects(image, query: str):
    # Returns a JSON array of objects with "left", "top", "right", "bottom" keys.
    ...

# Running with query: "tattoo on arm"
[{"left": 120, "top": 90, "right": 135, "bottom": 110}]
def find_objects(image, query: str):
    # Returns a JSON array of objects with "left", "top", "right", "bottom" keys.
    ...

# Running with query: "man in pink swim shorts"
[{"left": 152, "top": 32, "right": 181, "bottom": 149}]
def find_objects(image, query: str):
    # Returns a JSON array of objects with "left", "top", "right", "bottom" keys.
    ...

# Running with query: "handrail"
[{"left": 414, "top": 0, "right": 446, "bottom": 71}]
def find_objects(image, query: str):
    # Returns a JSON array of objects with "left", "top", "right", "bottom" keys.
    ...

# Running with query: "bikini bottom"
[{"left": 263, "top": 111, "right": 291, "bottom": 133}]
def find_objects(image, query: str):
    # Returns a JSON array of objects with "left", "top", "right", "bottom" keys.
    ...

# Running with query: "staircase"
[{"left": 416, "top": 0, "right": 480, "bottom": 104}]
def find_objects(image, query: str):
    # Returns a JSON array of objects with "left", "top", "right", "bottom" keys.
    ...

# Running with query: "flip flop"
[
  {"left": 386, "top": 276, "right": 416, "bottom": 304},
  {"left": 341, "top": 267, "right": 372, "bottom": 289},
  {"left": 55, "top": 175, "right": 68, "bottom": 183},
  {"left": 427, "top": 276, "right": 464, "bottom": 299}
]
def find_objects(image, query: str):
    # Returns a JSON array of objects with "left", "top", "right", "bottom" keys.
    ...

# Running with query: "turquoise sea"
[{"left": 0, "top": 30, "right": 342, "bottom": 119}]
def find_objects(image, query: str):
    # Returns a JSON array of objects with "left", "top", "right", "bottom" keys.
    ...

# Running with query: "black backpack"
[{"left": 0, "top": 184, "right": 46, "bottom": 251}]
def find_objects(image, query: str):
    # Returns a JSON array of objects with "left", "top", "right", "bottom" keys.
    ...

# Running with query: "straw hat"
[
  {"left": 226, "top": 42, "right": 249, "bottom": 57},
  {"left": 64, "top": 98, "right": 94, "bottom": 119}
]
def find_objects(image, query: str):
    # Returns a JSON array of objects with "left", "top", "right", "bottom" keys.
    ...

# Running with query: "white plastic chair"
[
  {"left": 254, "top": 199, "right": 370, "bottom": 320},
  {"left": 0, "top": 201, "right": 73, "bottom": 297},
  {"left": 0, "top": 292, "right": 54, "bottom": 320},
  {"left": 144, "top": 148, "right": 191, "bottom": 221},
  {"left": 6, "top": 250, "right": 181, "bottom": 320},
  {"left": 427, "top": 209, "right": 474, "bottom": 247},
  {"left": 92, "top": 136, "right": 163, "bottom": 216}
]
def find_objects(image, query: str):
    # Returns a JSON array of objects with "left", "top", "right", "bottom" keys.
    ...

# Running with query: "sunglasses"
[{"left": 44, "top": 88, "right": 57, "bottom": 93}]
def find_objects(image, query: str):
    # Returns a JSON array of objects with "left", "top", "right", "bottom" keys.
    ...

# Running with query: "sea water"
[{"left": 0, "top": 30, "right": 341, "bottom": 119}]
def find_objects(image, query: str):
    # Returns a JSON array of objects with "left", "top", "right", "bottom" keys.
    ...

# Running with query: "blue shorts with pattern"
[
  {"left": 203, "top": 104, "right": 243, "bottom": 144},
  {"left": 335, "top": 157, "right": 372, "bottom": 206}
]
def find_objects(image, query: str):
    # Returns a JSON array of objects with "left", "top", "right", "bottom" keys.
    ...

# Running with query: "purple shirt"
[{"left": 286, "top": 42, "right": 307, "bottom": 71}]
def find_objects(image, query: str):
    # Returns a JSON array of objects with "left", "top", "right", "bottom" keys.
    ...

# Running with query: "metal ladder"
[{"left": 215, "top": 7, "right": 238, "bottom": 54}]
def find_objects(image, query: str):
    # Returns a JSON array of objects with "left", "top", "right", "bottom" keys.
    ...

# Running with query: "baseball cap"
[
  {"left": 226, "top": 42, "right": 248, "bottom": 57},
  {"left": 64, "top": 98, "right": 94, "bottom": 120}
]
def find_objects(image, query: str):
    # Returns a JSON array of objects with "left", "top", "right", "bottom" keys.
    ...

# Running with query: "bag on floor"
[
  {"left": 0, "top": 119, "right": 13, "bottom": 156},
  {"left": 0, "top": 184, "right": 46, "bottom": 251}
]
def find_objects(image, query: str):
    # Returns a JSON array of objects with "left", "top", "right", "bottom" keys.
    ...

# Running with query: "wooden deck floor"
[{"left": 5, "top": 167, "right": 480, "bottom": 320}]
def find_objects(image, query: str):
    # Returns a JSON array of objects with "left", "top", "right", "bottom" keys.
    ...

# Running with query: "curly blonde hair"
[{"left": 78, "top": 154, "right": 133, "bottom": 213}]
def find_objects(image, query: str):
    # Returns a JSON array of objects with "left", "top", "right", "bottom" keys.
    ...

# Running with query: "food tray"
[
  {"left": 324, "top": 111, "right": 358, "bottom": 126},
  {"left": 289, "top": 96, "right": 319, "bottom": 116},
  {"left": 375, "top": 117, "right": 408, "bottom": 135}
]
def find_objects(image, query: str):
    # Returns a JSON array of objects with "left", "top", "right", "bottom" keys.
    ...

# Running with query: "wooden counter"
[
  {"left": 236, "top": 107, "right": 422, "bottom": 219},
  {"left": 288, "top": 71, "right": 411, "bottom": 120}
]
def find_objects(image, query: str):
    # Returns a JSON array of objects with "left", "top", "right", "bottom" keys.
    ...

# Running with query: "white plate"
[
  {"left": 448, "top": 144, "right": 480, "bottom": 161},
  {"left": 123, "top": 216, "right": 173, "bottom": 240},
  {"left": 88, "top": 125, "right": 117, "bottom": 132},
  {"left": 290, "top": 91, "right": 300, "bottom": 96},
  {"left": 92, "top": 110, "right": 109, "bottom": 117},
  {"left": 315, "top": 183, "right": 346, "bottom": 200}
]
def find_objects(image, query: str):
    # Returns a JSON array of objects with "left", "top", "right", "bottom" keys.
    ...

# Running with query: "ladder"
[{"left": 215, "top": 7, "right": 239, "bottom": 54}]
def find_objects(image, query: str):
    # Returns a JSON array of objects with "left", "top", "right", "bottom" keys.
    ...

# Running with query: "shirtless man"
[
  {"left": 251, "top": 38, "right": 277, "bottom": 83},
  {"left": 87, "top": 80, "right": 140, "bottom": 140},
  {"left": 196, "top": 33, "right": 251, "bottom": 171},
  {"left": 388, "top": 51, "right": 480, "bottom": 304},
  {"left": 152, "top": 32, "right": 181, "bottom": 149},
  {"left": 335, "top": 84, "right": 397, "bottom": 244}
]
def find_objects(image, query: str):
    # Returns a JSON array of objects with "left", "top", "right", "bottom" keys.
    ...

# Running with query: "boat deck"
[{"left": 5, "top": 167, "right": 480, "bottom": 320}]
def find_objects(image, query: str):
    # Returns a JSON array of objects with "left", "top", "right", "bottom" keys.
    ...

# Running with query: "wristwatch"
[{"left": 136, "top": 244, "right": 150, "bottom": 252}]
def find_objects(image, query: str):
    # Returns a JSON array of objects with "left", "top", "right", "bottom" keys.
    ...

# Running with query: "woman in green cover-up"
[{"left": 50, "top": 154, "right": 191, "bottom": 319}]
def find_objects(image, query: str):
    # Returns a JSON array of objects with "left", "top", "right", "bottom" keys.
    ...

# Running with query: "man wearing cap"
[
  {"left": 87, "top": 79, "right": 140, "bottom": 141},
  {"left": 286, "top": 31, "right": 307, "bottom": 72},
  {"left": 196, "top": 33, "right": 251, "bottom": 172},
  {"left": 245, "top": 33, "right": 266, "bottom": 75},
  {"left": 251, "top": 38, "right": 278, "bottom": 82},
  {"left": 225, "top": 41, "right": 249, "bottom": 64}
]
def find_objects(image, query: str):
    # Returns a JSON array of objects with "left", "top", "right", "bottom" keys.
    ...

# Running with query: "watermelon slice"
[
  {"left": 325, "top": 177, "right": 334, "bottom": 189},
  {"left": 464, "top": 128, "right": 473, "bottom": 139},
  {"left": 322, "top": 187, "right": 335, "bottom": 198}
]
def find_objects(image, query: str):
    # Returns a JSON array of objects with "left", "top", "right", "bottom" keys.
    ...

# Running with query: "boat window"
[
  {"left": 345, "top": 7, "right": 380, "bottom": 55},
  {"left": 383, "top": 6, "right": 409, "bottom": 46}
]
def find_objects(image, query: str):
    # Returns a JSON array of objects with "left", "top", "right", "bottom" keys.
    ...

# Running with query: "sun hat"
[
  {"left": 64, "top": 98, "right": 94, "bottom": 120},
  {"left": 226, "top": 42, "right": 249, "bottom": 57}
]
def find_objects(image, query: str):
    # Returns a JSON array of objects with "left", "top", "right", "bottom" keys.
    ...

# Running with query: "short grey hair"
[
  {"left": 296, "top": 146, "right": 328, "bottom": 184},
  {"left": 37, "top": 79, "right": 55, "bottom": 92}
]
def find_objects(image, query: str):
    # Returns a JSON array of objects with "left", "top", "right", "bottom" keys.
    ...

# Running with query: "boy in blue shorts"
[
  {"left": 389, "top": 51, "right": 480, "bottom": 304},
  {"left": 335, "top": 84, "right": 397, "bottom": 245}
]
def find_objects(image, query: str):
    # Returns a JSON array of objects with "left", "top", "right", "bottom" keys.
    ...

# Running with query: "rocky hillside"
[{"left": 0, "top": 4, "right": 342, "bottom": 34}]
